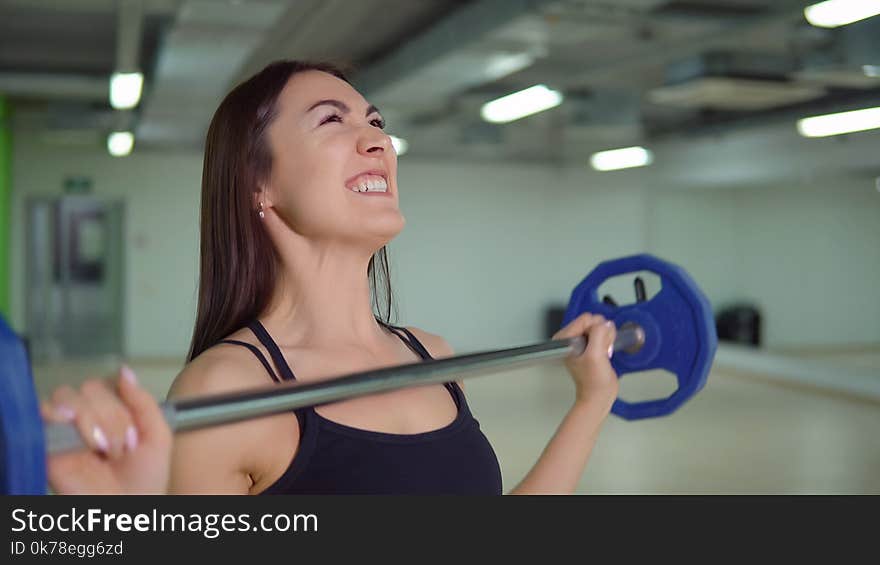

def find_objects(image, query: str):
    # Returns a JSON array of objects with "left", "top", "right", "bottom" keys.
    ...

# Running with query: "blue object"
[
  {"left": 563, "top": 254, "right": 717, "bottom": 420},
  {"left": 0, "top": 316, "right": 47, "bottom": 494}
]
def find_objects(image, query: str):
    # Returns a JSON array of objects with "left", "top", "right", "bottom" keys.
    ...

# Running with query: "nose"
[{"left": 357, "top": 126, "right": 391, "bottom": 156}]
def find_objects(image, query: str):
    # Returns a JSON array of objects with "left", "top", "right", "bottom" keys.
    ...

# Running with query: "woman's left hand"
[{"left": 552, "top": 313, "right": 619, "bottom": 410}]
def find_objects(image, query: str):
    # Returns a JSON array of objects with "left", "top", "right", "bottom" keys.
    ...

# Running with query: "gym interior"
[{"left": 1, "top": 0, "right": 878, "bottom": 494}]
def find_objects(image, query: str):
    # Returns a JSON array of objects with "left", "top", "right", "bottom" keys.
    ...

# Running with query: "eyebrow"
[{"left": 306, "top": 99, "right": 381, "bottom": 117}]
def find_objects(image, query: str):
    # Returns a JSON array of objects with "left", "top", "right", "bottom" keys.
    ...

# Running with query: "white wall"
[
  {"left": 10, "top": 115, "right": 880, "bottom": 358},
  {"left": 726, "top": 179, "right": 879, "bottom": 348},
  {"left": 10, "top": 118, "right": 202, "bottom": 358},
  {"left": 645, "top": 188, "right": 742, "bottom": 312},
  {"left": 645, "top": 178, "right": 880, "bottom": 348},
  {"left": 392, "top": 161, "right": 648, "bottom": 352}
]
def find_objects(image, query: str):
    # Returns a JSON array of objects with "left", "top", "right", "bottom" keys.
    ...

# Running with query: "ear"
[{"left": 253, "top": 182, "right": 274, "bottom": 212}]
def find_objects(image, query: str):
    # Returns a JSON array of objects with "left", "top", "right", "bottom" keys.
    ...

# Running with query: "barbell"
[{"left": 0, "top": 253, "right": 717, "bottom": 495}]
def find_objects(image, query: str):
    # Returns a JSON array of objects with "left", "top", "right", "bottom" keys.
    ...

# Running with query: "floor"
[
  {"left": 30, "top": 348, "right": 880, "bottom": 495},
  {"left": 468, "top": 362, "right": 880, "bottom": 494}
]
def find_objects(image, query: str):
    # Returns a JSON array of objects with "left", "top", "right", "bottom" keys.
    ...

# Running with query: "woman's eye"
[{"left": 319, "top": 113, "right": 385, "bottom": 129}]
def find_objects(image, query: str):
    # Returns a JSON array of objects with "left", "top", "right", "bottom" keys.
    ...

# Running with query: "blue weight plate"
[
  {"left": 0, "top": 316, "right": 47, "bottom": 494},
  {"left": 563, "top": 254, "right": 717, "bottom": 420}
]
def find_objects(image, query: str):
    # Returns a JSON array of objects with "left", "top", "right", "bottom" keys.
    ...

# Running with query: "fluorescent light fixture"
[
  {"left": 110, "top": 72, "right": 144, "bottom": 109},
  {"left": 590, "top": 146, "right": 653, "bottom": 172},
  {"left": 484, "top": 52, "right": 536, "bottom": 81},
  {"left": 796, "top": 106, "right": 880, "bottom": 137},
  {"left": 107, "top": 131, "right": 134, "bottom": 156},
  {"left": 480, "top": 84, "right": 563, "bottom": 124},
  {"left": 389, "top": 135, "right": 408, "bottom": 156},
  {"left": 864, "top": 65, "right": 880, "bottom": 78},
  {"left": 804, "top": 0, "right": 880, "bottom": 28}
]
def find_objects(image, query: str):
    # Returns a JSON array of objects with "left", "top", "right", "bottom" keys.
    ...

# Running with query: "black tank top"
[{"left": 219, "top": 320, "right": 503, "bottom": 495}]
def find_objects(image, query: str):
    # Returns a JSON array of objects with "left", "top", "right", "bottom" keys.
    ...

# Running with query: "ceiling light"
[
  {"left": 390, "top": 135, "right": 408, "bottom": 156},
  {"left": 590, "top": 146, "right": 653, "bottom": 172},
  {"left": 804, "top": 0, "right": 880, "bottom": 28},
  {"left": 484, "top": 52, "right": 536, "bottom": 81},
  {"left": 796, "top": 106, "right": 880, "bottom": 137},
  {"left": 107, "top": 131, "right": 134, "bottom": 157},
  {"left": 480, "top": 84, "right": 563, "bottom": 124},
  {"left": 110, "top": 72, "right": 144, "bottom": 109}
]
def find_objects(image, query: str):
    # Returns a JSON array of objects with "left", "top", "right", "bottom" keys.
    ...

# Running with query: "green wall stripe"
[{"left": 0, "top": 96, "right": 10, "bottom": 319}]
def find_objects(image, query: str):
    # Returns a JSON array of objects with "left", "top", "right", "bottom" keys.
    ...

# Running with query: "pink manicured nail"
[
  {"left": 125, "top": 425, "right": 139, "bottom": 452},
  {"left": 608, "top": 344, "right": 614, "bottom": 359},
  {"left": 120, "top": 365, "right": 138, "bottom": 385},
  {"left": 92, "top": 426, "right": 110, "bottom": 453},
  {"left": 55, "top": 405, "right": 76, "bottom": 422}
]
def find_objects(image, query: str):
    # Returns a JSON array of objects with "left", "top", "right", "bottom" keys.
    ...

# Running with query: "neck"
[{"left": 260, "top": 240, "right": 389, "bottom": 349}]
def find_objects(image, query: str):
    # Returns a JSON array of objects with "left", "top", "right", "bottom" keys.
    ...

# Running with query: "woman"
[{"left": 42, "top": 61, "right": 619, "bottom": 495}]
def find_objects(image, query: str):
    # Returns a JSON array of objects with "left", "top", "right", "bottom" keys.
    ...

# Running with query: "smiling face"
[{"left": 263, "top": 70, "right": 405, "bottom": 247}]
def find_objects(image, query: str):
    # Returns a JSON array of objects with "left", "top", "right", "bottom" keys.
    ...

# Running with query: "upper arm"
[
  {"left": 404, "top": 327, "right": 464, "bottom": 391},
  {"left": 166, "top": 346, "right": 282, "bottom": 494}
]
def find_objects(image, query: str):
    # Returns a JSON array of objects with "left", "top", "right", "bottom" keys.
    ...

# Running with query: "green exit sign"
[{"left": 63, "top": 176, "right": 92, "bottom": 194}]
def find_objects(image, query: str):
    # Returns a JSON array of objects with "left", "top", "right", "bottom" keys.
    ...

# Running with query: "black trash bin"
[
  {"left": 716, "top": 304, "right": 761, "bottom": 347},
  {"left": 545, "top": 305, "right": 566, "bottom": 340}
]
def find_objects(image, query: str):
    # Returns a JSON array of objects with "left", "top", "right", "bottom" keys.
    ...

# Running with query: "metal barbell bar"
[{"left": 45, "top": 325, "right": 646, "bottom": 454}]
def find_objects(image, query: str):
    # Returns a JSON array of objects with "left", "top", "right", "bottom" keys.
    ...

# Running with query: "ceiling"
[{"left": 1, "top": 0, "right": 879, "bottom": 164}]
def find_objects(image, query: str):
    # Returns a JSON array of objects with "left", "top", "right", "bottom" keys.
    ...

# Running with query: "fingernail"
[
  {"left": 605, "top": 321, "right": 614, "bottom": 328},
  {"left": 125, "top": 425, "right": 139, "bottom": 452},
  {"left": 55, "top": 405, "right": 76, "bottom": 422},
  {"left": 121, "top": 365, "right": 138, "bottom": 385},
  {"left": 608, "top": 344, "right": 614, "bottom": 359},
  {"left": 92, "top": 426, "right": 110, "bottom": 453}
]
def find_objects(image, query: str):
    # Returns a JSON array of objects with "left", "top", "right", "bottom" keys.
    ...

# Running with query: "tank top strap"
[
  {"left": 216, "top": 339, "right": 280, "bottom": 383},
  {"left": 380, "top": 322, "right": 465, "bottom": 404},
  {"left": 247, "top": 320, "right": 298, "bottom": 382},
  {"left": 381, "top": 323, "right": 433, "bottom": 360}
]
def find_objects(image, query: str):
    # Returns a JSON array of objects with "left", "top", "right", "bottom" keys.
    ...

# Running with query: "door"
[{"left": 26, "top": 196, "right": 124, "bottom": 359}]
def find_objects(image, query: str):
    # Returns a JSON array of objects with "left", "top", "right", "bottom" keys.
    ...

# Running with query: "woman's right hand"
[{"left": 41, "top": 366, "right": 173, "bottom": 494}]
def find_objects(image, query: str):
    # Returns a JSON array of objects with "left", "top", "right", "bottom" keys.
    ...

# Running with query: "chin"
[{"left": 360, "top": 213, "right": 405, "bottom": 246}]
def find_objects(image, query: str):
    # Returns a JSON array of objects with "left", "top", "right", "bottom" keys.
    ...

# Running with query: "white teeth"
[{"left": 350, "top": 176, "right": 387, "bottom": 193}]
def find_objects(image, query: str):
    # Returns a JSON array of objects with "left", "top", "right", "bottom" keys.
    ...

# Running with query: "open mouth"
[
  {"left": 346, "top": 173, "right": 388, "bottom": 194},
  {"left": 345, "top": 170, "right": 390, "bottom": 194}
]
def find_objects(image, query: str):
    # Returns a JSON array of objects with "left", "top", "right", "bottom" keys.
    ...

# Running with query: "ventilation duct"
[
  {"left": 793, "top": 16, "right": 880, "bottom": 89},
  {"left": 135, "top": 0, "right": 289, "bottom": 148},
  {"left": 649, "top": 51, "right": 826, "bottom": 111}
]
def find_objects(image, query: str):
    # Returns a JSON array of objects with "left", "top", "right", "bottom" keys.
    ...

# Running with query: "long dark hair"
[{"left": 187, "top": 60, "right": 395, "bottom": 361}]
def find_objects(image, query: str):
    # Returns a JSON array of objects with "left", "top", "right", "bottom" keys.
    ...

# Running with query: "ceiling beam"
[
  {"left": 0, "top": 72, "right": 107, "bottom": 101},
  {"left": 116, "top": 0, "right": 145, "bottom": 73},
  {"left": 353, "top": 0, "right": 557, "bottom": 99},
  {"left": 567, "top": 0, "right": 817, "bottom": 88},
  {"left": 0, "top": 0, "right": 177, "bottom": 16}
]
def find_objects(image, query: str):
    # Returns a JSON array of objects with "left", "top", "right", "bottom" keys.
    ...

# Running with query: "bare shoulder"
[
  {"left": 165, "top": 341, "right": 288, "bottom": 494},
  {"left": 167, "top": 341, "right": 274, "bottom": 401},
  {"left": 403, "top": 326, "right": 455, "bottom": 358},
  {"left": 403, "top": 326, "right": 464, "bottom": 391}
]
